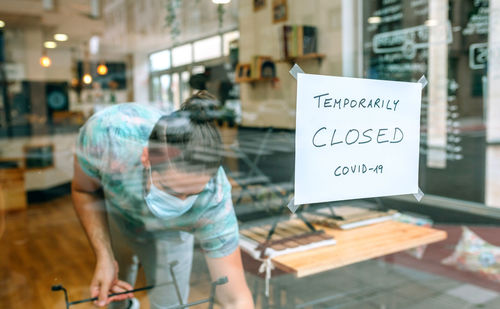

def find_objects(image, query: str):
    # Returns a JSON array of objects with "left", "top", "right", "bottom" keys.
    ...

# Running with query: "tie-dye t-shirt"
[{"left": 75, "top": 103, "right": 238, "bottom": 258}]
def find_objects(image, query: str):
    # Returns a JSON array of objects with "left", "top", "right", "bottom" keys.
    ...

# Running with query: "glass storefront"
[
  {"left": 363, "top": 0, "right": 489, "bottom": 203},
  {"left": 0, "top": 1, "right": 499, "bottom": 308}
]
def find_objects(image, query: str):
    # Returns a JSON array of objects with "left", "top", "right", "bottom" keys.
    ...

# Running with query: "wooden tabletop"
[{"left": 271, "top": 220, "right": 447, "bottom": 278}]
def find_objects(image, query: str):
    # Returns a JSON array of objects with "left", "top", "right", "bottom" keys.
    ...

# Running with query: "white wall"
[
  {"left": 238, "top": 0, "right": 344, "bottom": 129},
  {"left": 0, "top": 134, "right": 77, "bottom": 191}
]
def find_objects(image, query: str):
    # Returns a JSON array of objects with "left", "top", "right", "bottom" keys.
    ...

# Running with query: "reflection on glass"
[
  {"left": 181, "top": 71, "right": 191, "bottom": 106},
  {"left": 150, "top": 49, "right": 172, "bottom": 72},
  {"left": 151, "top": 76, "right": 161, "bottom": 102},
  {"left": 172, "top": 44, "right": 193, "bottom": 67},
  {"left": 193, "top": 35, "right": 222, "bottom": 62},
  {"left": 223, "top": 30, "right": 239, "bottom": 56},
  {"left": 160, "top": 74, "right": 172, "bottom": 111},
  {"left": 172, "top": 72, "right": 180, "bottom": 110},
  {"left": 1, "top": 1, "right": 499, "bottom": 308}
]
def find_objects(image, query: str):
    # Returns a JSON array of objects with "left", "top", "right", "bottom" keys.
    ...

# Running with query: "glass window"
[
  {"left": 193, "top": 35, "right": 222, "bottom": 62},
  {"left": 172, "top": 44, "right": 193, "bottom": 67},
  {"left": 160, "top": 74, "right": 173, "bottom": 111},
  {"left": 362, "top": 0, "right": 489, "bottom": 204},
  {"left": 180, "top": 71, "right": 191, "bottom": 103},
  {"left": 192, "top": 65, "right": 206, "bottom": 75},
  {"left": 223, "top": 30, "right": 239, "bottom": 56},
  {"left": 171, "top": 72, "right": 180, "bottom": 110},
  {"left": 151, "top": 75, "right": 161, "bottom": 102},
  {"left": 3, "top": 1, "right": 500, "bottom": 309},
  {"left": 149, "top": 49, "right": 171, "bottom": 72}
]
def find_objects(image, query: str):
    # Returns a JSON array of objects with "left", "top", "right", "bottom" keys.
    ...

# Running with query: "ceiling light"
[
  {"left": 44, "top": 41, "right": 57, "bottom": 49},
  {"left": 97, "top": 63, "right": 108, "bottom": 75},
  {"left": 0, "top": 20, "right": 5, "bottom": 28},
  {"left": 89, "top": 35, "right": 100, "bottom": 55},
  {"left": 367, "top": 16, "right": 382, "bottom": 24},
  {"left": 54, "top": 33, "right": 68, "bottom": 41},
  {"left": 83, "top": 73, "right": 93, "bottom": 84},
  {"left": 40, "top": 55, "right": 51, "bottom": 68},
  {"left": 212, "top": 0, "right": 231, "bottom": 3}
]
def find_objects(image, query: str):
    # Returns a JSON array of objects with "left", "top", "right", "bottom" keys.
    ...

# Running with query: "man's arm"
[
  {"left": 71, "top": 156, "right": 133, "bottom": 306},
  {"left": 205, "top": 247, "right": 254, "bottom": 309}
]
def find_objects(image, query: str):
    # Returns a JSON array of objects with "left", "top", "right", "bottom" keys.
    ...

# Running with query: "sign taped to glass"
[{"left": 294, "top": 74, "right": 422, "bottom": 205}]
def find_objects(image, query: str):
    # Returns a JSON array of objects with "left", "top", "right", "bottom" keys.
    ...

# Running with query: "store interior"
[{"left": 0, "top": 0, "right": 499, "bottom": 308}]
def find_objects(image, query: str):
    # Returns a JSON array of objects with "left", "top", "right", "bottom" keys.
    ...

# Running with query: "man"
[{"left": 72, "top": 91, "right": 253, "bottom": 308}]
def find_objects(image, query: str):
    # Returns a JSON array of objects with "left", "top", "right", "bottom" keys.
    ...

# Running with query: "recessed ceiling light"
[
  {"left": 0, "top": 20, "right": 5, "bottom": 28},
  {"left": 97, "top": 63, "right": 108, "bottom": 75},
  {"left": 54, "top": 33, "right": 68, "bottom": 41},
  {"left": 40, "top": 55, "right": 51, "bottom": 67},
  {"left": 89, "top": 35, "right": 100, "bottom": 55},
  {"left": 44, "top": 41, "right": 57, "bottom": 49},
  {"left": 212, "top": 0, "right": 231, "bottom": 3},
  {"left": 83, "top": 73, "right": 93, "bottom": 84},
  {"left": 367, "top": 16, "right": 382, "bottom": 24}
]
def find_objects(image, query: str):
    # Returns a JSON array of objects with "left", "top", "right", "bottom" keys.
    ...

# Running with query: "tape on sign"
[
  {"left": 414, "top": 187, "right": 425, "bottom": 202},
  {"left": 415, "top": 75, "right": 427, "bottom": 202},
  {"left": 289, "top": 64, "right": 305, "bottom": 80},
  {"left": 287, "top": 197, "right": 300, "bottom": 213},
  {"left": 418, "top": 75, "right": 428, "bottom": 89}
]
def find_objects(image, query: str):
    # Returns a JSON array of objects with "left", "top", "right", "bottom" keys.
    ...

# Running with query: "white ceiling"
[
  {"left": 0, "top": 0, "right": 240, "bottom": 57},
  {"left": 0, "top": 0, "right": 104, "bottom": 47}
]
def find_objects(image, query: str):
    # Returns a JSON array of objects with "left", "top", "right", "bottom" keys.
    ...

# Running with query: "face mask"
[{"left": 145, "top": 168, "right": 199, "bottom": 219}]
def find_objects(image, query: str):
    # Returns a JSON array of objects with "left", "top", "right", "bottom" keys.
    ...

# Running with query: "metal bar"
[
  {"left": 68, "top": 284, "right": 155, "bottom": 306},
  {"left": 169, "top": 261, "right": 184, "bottom": 305},
  {"left": 295, "top": 211, "right": 317, "bottom": 232},
  {"left": 265, "top": 219, "right": 280, "bottom": 242}
]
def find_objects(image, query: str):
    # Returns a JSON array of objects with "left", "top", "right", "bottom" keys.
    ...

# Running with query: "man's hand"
[
  {"left": 72, "top": 158, "right": 133, "bottom": 306},
  {"left": 90, "top": 257, "right": 134, "bottom": 307}
]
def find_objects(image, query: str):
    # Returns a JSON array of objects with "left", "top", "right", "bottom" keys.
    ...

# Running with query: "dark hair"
[{"left": 148, "top": 91, "right": 223, "bottom": 175}]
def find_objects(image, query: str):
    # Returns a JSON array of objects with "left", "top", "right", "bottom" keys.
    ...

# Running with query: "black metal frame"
[{"left": 51, "top": 261, "right": 228, "bottom": 308}]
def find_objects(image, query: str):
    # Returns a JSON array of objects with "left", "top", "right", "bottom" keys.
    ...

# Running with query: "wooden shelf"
[
  {"left": 235, "top": 77, "right": 276, "bottom": 84},
  {"left": 278, "top": 53, "right": 325, "bottom": 64},
  {"left": 235, "top": 52, "right": 325, "bottom": 85}
]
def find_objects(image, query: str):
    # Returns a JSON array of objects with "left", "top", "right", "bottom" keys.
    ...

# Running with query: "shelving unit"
[
  {"left": 235, "top": 77, "right": 276, "bottom": 84},
  {"left": 278, "top": 53, "right": 325, "bottom": 65},
  {"left": 235, "top": 53, "right": 324, "bottom": 85}
]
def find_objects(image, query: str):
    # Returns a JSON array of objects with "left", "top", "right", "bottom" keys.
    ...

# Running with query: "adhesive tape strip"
[
  {"left": 287, "top": 64, "right": 304, "bottom": 213},
  {"left": 414, "top": 187, "right": 424, "bottom": 202},
  {"left": 287, "top": 197, "right": 300, "bottom": 213},
  {"left": 418, "top": 75, "right": 428, "bottom": 89},
  {"left": 289, "top": 64, "right": 305, "bottom": 80},
  {"left": 413, "top": 75, "right": 429, "bottom": 202},
  {"left": 415, "top": 75, "right": 427, "bottom": 202}
]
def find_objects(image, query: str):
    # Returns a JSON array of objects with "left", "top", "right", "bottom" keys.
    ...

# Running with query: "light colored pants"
[{"left": 107, "top": 213, "right": 194, "bottom": 309}]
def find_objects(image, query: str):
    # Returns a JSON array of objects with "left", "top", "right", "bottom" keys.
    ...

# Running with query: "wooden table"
[{"left": 271, "top": 220, "right": 447, "bottom": 278}]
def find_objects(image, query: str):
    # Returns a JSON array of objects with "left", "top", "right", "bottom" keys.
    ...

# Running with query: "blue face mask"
[{"left": 145, "top": 168, "right": 199, "bottom": 219}]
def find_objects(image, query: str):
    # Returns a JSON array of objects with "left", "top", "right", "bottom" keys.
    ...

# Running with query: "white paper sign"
[{"left": 295, "top": 74, "right": 422, "bottom": 205}]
